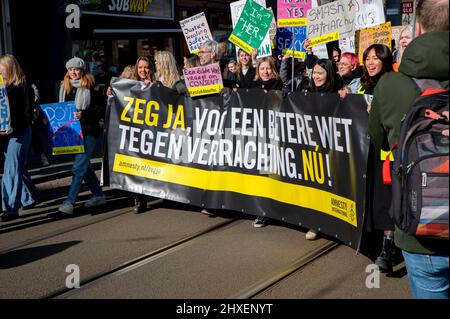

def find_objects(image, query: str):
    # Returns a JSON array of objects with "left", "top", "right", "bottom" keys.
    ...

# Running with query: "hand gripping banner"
[{"left": 105, "top": 78, "right": 370, "bottom": 248}]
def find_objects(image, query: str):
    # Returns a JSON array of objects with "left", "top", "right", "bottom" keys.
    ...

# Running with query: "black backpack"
[{"left": 383, "top": 79, "right": 449, "bottom": 239}]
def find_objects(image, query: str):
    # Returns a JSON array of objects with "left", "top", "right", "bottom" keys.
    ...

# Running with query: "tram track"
[
  {"left": 0, "top": 198, "right": 163, "bottom": 256},
  {"left": 46, "top": 218, "right": 241, "bottom": 299},
  {"left": 229, "top": 241, "right": 340, "bottom": 299}
]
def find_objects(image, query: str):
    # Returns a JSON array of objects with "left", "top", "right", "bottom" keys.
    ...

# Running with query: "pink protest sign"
[
  {"left": 183, "top": 63, "right": 223, "bottom": 97},
  {"left": 277, "top": 0, "right": 311, "bottom": 27}
]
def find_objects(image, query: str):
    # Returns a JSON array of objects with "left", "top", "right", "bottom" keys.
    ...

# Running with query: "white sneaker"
[
  {"left": 58, "top": 202, "right": 74, "bottom": 215},
  {"left": 305, "top": 229, "right": 318, "bottom": 240},
  {"left": 84, "top": 195, "right": 107, "bottom": 208}
]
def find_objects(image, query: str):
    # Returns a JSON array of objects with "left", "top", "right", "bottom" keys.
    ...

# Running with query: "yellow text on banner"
[
  {"left": 229, "top": 34, "right": 253, "bottom": 55},
  {"left": 113, "top": 154, "right": 358, "bottom": 227},
  {"left": 187, "top": 84, "right": 223, "bottom": 97},
  {"left": 282, "top": 50, "right": 306, "bottom": 59},
  {"left": 278, "top": 18, "right": 307, "bottom": 28},
  {"left": 309, "top": 32, "right": 340, "bottom": 47},
  {"left": 53, "top": 145, "right": 85, "bottom": 155}
]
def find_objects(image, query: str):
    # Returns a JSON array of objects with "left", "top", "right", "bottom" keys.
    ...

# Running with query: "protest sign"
[
  {"left": 106, "top": 79, "right": 371, "bottom": 248},
  {"left": 180, "top": 12, "right": 213, "bottom": 54},
  {"left": 339, "top": 36, "right": 356, "bottom": 53},
  {"left": 275, "top": 26, "right": 307, "bottom": 59},
  {"left": 354, "top": 0, "right": 386, "bottom": 30},
  {"left": 277, "top": 0, "right": 311, "bottom": 28},
  {"left": 183, "top": 63, "right": 223, "bottom": 97},
  {"left": 40, "top": 102, "right": 84, "bottom": 155},
  {"left": 358, "top": 21, "right": 391, "bottom": 64},
  {"left": 313, "top": 43, "right": 329, "bottom": 59},
  {"left": 229, "top": 0, "right": 274, "bottom": 55},
  {"left": 0, "top": 75, "right": 12, "bottom": 134},
  {"left": 391, "top": 25, "right": 403, "bottom": 45},
  {"left": 230, "top": 0, "right": 272, "bottom": 58},
  {"left": 307, "top": 0, "right": 356, "bottom": 42},
  {"left": 268, "top": 7, "right": 277, "bottom": 42}
]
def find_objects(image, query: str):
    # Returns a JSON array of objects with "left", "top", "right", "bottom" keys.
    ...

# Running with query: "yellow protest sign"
[{"left": 358, "top": 21, "right": 392, "bottom": 65}]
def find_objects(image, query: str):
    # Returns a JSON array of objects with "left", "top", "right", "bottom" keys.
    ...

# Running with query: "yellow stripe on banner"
[
  {"left": 53, "top": 145, "right": 85, "bottom": 155},
  {"left": 380, "top": 149, "right": 394, "bottom": 161},
  {"left": 113, "top": 154, "right": 358, "bottom": 227},
  {"left": 0, "top": 74, "right": 4, "bottom": 85},
  {"left": 229, "top": 34, "right": 253, "bottom": 55},
  {"left": 187, "top": 84, "right": 223, "bottom": 97},
  {"left": 282, "top": 49, "right": 306, "bottom": 59},
  {"left": 278, "top": 18, "right": 307, "bottom": 27},
  {"left": 309, "top": 32, "right": 340, "bottom": 47}
]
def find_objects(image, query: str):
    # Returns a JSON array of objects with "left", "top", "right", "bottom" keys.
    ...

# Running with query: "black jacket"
[
  {"left": 250, "top": 78, "right": 283, "bottom": 91},
  {"left": 65, "top": 87, "right": 105, "bottom": 138},
  {"left": 236, "top": 67, "right": 256, "bottom": 89},
  {"left": 6, "top": 78, "right": 35, "bottom": 134}
]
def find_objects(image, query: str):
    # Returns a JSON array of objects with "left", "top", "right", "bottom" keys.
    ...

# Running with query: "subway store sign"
[{"left": 77, "top": 0, "right": 174, "bottom": 19}]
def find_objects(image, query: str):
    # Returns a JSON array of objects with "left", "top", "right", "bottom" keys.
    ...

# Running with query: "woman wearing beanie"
[
  {"left": 57, "top": 57, "right": 106, "bottom": 216},
  {"left": 0, "top": 54, "right": 37, "bottom": 221}
]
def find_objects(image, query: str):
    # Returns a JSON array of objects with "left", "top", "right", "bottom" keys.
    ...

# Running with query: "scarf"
[{"left": 59, "top": 80, "right": 91, "bottom": 110}]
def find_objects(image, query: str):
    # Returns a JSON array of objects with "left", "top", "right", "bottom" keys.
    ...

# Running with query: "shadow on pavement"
[{"left": 0, "top": 240, "right": 82, "bottom": 269}]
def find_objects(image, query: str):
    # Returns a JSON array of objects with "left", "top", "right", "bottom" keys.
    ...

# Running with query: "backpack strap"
[{"left": 412, "top": 78, "right": 448, "bottom": 96}]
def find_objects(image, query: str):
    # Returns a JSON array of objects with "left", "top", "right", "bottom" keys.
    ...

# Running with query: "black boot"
[
  {"left": 134, "top": 195, "right": 147, "bottom": 214},
  {"left": 375, "top": 236, "right": 395, "bottom": 273}
]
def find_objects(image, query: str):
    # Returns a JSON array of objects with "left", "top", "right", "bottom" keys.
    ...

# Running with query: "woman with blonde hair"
[
  {"left": 393, "top": 25, "right": 413, "bottom": 71},
  {"left": 0, "top": 54, "right": 36, "bottom": 221},
  {"left": 56, "top": 57, "right": 106, "bottom": 216},
  {"left": 154, "top": 50, "right": 181, "bottom": 89},
  {"left": 250, "top": 57, "right": 282, "bottom": 92}
]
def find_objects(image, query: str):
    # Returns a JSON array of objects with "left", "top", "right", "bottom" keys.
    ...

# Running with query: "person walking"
[
  {"left": 368, "top": 0, "right": 448, "bottom": 298},
  {"left": 56, "top": 57, "right": 106, "bottom": 216},
  {"left": 0, "top": 54, "right": 37, "bottom": 221}
]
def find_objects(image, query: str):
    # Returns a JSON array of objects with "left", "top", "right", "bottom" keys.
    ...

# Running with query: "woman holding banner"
[
  {"left": 234, "top": 49, "right": 257, "bottom": 90},
  {"left": 0, "top": 54, "right": 37, "bottom": 222},
  {"left": 56, "top": 57, "right": 106, "bottom": 216},
  {"left": 337, "top": 52, "right": 362, "bottom": 95},
  {"left": 250, "top": 57, "right": 283, "bottom": 93}
]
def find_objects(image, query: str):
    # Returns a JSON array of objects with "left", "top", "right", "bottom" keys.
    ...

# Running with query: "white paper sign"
[
  {"left": 354, "top": 0, "right": 386, "bottom": 30},
  {"left": 180, "top": 12, "right": 213, "bottom": 54},
  {"left": 339, "top": 36, "right": 356, "bottom": 53},
  {"left": 230, "top": 0, "right": 272, "bottom": 58}
]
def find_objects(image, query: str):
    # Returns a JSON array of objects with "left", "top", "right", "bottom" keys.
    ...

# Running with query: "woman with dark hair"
[
  {"left": 133, "top": 56, "right": 155, "bottom": 85},
  {"left": 301, "top": 58, "right": 342, "bottom": 240},
  {"left": 303, "top": 58, "right": 342, "bottom": 93},
  {"left": 359, "top": 44, "right": 397, "bottom": 273},
  {"left": 358, "top": 44, "right": 393, "bottom": 95}
]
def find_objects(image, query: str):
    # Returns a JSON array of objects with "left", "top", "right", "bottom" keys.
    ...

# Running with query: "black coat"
[
  {"left": 236, "top": 67, "right": 256, "bottom": 89},
  {"left": 250, "top": 78, "right": 283, "bottom": 91},
  {"left": 6, "top": 78, "right": 35, "bottom": 134}
]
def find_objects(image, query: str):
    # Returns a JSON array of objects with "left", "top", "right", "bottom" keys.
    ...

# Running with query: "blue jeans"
[
  {"left": 2, "top": 127, "right": 35, "bottom": 215},
  {"left": 403, "top": 250, "right": 449, "bottom": 299},
  {"left": 65, "top": 135, "right": 103, "bottom": 204}
]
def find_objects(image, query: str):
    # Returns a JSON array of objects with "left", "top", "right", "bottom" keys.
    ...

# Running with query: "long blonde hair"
[
  {"left": 120, "top": 65, "right": 135, "bottom": 79},
  {"left": 254, "top": 57, "right": 279, "bottom": 81},
  {"left": 396, "top": 25, "right": 413, "bottom": 65},
  {"left": 154, "top": 50, "right": 180, "bottom": 88},
  {"left": 0, "top": 54, "right": 25, "bottom": 87},
  {"left": 61, "top": 68, "right": 95, "bottom": 93}
]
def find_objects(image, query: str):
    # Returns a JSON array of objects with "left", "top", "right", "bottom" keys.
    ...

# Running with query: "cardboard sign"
[
  {"left": 276, "top": 26, "right": 307, "bottom": 59},
  {"left": 358, "top": 21, "right": 392, "bottom": 65},
  {"left": 267, "top": 7, "right": 278, "bottom": 42},
  {"left": 180, "top": 12, "right": 213, "bottom": 54},
  {"left": 0, "top": 75, "right": 12, "bottom": 134},
  {"left": 313, "top": 43, "right": 329, "bottom": 59},
  {"left": 354, "top": 0, "right": 386, "bottom": 31},
  {"left": 277, "top": 0, "right": 311, "bottom": 27},
  {"left": 230, "top": 0, "right": 272, "bottom": 58},
  {"left": 183, "top": 63, "right": 224, "bottom": 97},
  {"left": 307, "top": 0, "right": 356, "bottom": 45},
  {"left": 40, "top": 102, "right": 85, "bottom": 155},
  {"left": 229, "top": 0, "right": 274, "bottom": 55}
]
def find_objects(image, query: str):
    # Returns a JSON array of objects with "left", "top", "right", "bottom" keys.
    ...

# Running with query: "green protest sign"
[{"left": 229, "top": 0, "right": 274, "bottom": 54}]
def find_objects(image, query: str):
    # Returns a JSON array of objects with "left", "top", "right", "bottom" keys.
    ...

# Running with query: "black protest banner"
[{"left": 106, "top": 78, "right": 370, "bottom": 248}]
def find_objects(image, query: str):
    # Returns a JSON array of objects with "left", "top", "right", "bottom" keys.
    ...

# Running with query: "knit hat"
[{"left": 65, "top": 57, "right": 85, "bottom": 70}]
